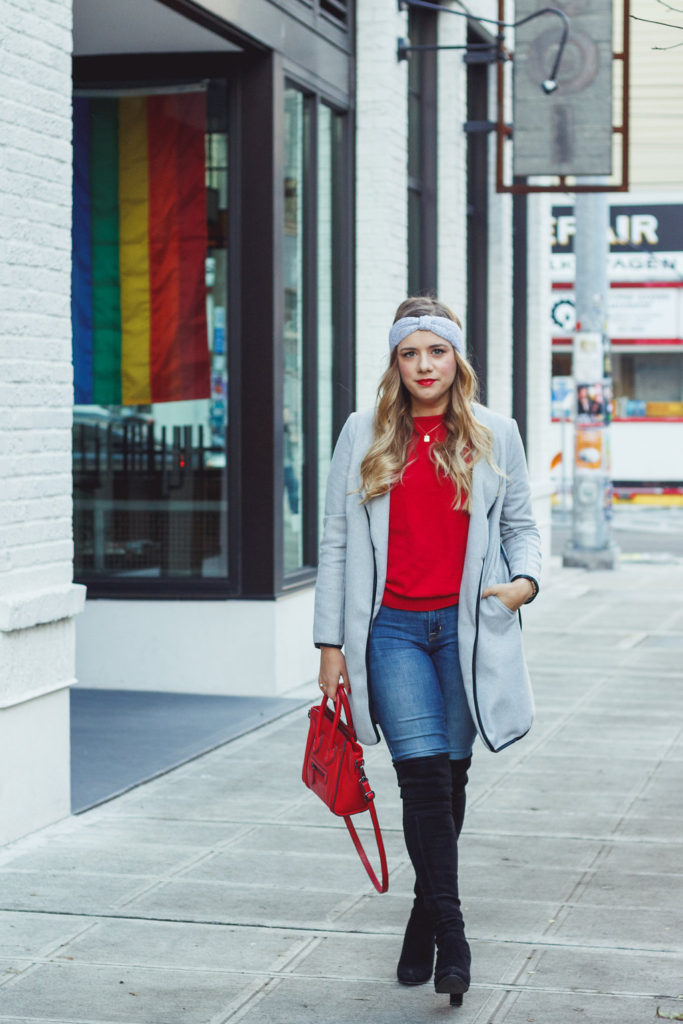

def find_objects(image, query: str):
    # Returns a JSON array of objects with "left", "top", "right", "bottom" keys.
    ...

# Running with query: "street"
[{"left": 552, "top": 506, "right": 683, "bottom": 560}]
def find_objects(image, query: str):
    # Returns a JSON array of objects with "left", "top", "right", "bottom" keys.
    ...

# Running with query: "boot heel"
[
  {"left": 434, "top": 968, "right": 469, "bottom": 996},
  {"left": 450, "top": 992, "right": 463, "bottom": 1007}
]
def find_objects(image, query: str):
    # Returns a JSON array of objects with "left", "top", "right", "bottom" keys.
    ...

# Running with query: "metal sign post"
[{"left": 563, "top": 183, "right": 619, "bottom": 569}]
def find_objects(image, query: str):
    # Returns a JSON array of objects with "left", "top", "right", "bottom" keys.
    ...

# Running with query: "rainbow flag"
[{"left": 72, "top": 90, "right": 210, "bottom": 406}]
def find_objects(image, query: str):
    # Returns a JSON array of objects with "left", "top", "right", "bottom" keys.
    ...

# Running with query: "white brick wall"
[
  {"left": 354, "top": 0, "right": 409, "bottom": 412},
  {"left": 0, "top": 0, "right": 75, "bottom": 602},
  {"left": 0, "top": 0, "right": 84, "bottom": 845}
]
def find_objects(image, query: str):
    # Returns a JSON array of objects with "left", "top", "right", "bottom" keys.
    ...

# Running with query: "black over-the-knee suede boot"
[
  {"left": 396, "top": 756, "right": 470, "bottom": 986},
  {"left": 394, "top": 754, "right": 471, "bottom": 998}
]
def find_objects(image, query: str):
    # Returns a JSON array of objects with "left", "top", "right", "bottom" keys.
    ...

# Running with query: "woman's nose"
[{"left": 418, "top": 352, "right": 432, "bottom": 371}]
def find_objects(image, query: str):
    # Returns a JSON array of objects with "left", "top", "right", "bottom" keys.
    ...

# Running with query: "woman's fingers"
[
  {"left": 318, "top": 674, "right": 339, "bottom": 700},
  {"left": 482, "top": 580, "right": 529, "bottom": 611},
  {"left": 318, "top": 674, "right": 347, "bottom": 699},
  {"left": 322, "top": 680, "right": 339, "bottom": 700},
  {"left": 339, "top": 663, "right": 351, "bottom": 693},
  {"left": 318, "top": 649, "right": 350, "bottom": 697}
]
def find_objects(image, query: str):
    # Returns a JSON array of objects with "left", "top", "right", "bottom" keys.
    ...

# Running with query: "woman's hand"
[
  {"left": 318, "top": 647, "right": 351, "bottom": 701},
  {"left": 481, "top": 577, "right": 534, "bottom": 612}
]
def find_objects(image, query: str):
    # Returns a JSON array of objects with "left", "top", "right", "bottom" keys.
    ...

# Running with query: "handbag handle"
[
  {"left": 313, "top": 688, "right": 354, "bottom": 748},
  {"left": 344, "top": 802, "right": 389, "bottom": 893},
  {"left": 334, "top": 692, "right": 388, "bottom": 893},
  {"left": 309, "top": 689, "right": 388, "bottom": 893}
]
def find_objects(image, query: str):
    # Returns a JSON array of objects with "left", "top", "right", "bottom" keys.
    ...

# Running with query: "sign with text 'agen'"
[
  {"left": 513, "top": 1, "right": 613, "bottom": 177},
  {"left": 551, "top": 204, "right": 683, "bottom": 282}
]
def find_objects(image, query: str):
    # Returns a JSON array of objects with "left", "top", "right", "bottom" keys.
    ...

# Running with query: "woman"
[{"left": 313, "top": 296, "right": 541, "bottom": 1007}]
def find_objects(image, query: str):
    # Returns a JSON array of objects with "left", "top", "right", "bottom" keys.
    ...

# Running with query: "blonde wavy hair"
[{"left": 359, "top": 297, "right": 503, "bottom": 512}]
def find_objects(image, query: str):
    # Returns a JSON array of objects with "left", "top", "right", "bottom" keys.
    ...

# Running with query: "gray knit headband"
[{"left": 389, "top": 315, "right": 465, "bottom": 356}]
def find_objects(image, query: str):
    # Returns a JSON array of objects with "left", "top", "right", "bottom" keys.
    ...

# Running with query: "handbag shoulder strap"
[{"left": 343, "top": 801, "right": 389, "bottom": 894}]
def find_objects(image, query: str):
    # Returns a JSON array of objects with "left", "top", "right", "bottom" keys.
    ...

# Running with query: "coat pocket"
[
  {"left": 473, "top": 593, "right": 533, "bottom": 751},
  {"left": 486, "top": 594, "right": 517, "bottom": 617}
]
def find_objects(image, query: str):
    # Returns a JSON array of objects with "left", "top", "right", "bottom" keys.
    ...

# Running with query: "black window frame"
[
  {"left": 278, "top": 76, "right": 355, "bottom": 591},
  {"left": 72, "top": 46, "right": 354, "bottom": 602},
  {"left": 407, "top": 6, "right": 438, "bottom": 297},
  {"left": 466, "top": 25, "right": 491, "bottom": 404},
  {"left": 71, "top": 53, "right": 243, "bottom": 601}
]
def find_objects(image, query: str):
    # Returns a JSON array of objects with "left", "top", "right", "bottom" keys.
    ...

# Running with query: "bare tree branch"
[
  {"left": 653, "top": 40, "right": 683, "bottom": 48},
  {"left": 654, "top": 0, "right": 683, "bottom": 15},
  {"left": 631, "top": 14, "right": 683, "bottom": 29}
]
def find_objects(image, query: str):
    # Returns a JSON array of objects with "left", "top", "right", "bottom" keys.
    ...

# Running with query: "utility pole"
[{"left": 562, "top": 181, "right": 619, "bottom": 570}]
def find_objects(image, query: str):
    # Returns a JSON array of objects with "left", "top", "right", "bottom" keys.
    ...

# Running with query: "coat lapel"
[
  {"left": 365, "top": 489, "right": 389, "bottom": 557},
  {"left": 466, "top": 458, "right": 492, "bottom": 565},
  {"left": 467, "top": 412, "right": 504, "bottom": 564},
  {"left": 472, "top": 405, "right": 504, "bottom": 515},
  {"left": 472, "top": 454, "right": 502, "bottom": 519}
]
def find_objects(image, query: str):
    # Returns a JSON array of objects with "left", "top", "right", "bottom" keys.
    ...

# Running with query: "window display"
[{"left": 72, "top": 81, "right": 230, "bottom": 580}]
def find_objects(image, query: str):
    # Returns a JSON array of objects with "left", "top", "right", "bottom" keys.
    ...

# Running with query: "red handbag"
[{"left": 302, "top": 688, "right": 389, "bottom": 893}]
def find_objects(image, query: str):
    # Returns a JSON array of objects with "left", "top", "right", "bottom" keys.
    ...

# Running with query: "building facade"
[
  {"left": 1, "top": 0, "right": 552, "bottom": 844},
  {"left": 1, "top": 0, "right": 82, "bottom": 845},
  {"left": 71, "top": 0, "right": 357, "bottom": 701}
]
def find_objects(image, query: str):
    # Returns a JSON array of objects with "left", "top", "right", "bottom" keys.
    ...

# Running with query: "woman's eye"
[{"left": 432, "top": 347, "right": 446, "bottom": 355}]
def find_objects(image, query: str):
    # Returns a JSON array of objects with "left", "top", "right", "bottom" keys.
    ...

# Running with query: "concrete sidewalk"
[{"left": 0, "top": 558, "right": 682, "bottom": 1024}]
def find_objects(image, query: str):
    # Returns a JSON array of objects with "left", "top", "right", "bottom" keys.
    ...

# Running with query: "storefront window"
[
  {"left": 612, "top": 352, "right": 683, "bottom": 417},
  {"left": 72, "top": 81, "right": 230, "bottom": 580},
  {"left": 551, "top": 350, "right": 683, "bottom": 418},
  {"left": 281, "top": 88, "right": 349, "bottom": 578},
  {"left": 317, "top": 104, "right": 336, "bottom": 538},
  {"left": 283, "top": 87, "right": 308, "bottom": 573}
]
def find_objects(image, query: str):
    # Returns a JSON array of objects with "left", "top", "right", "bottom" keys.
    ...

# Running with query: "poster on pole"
[
  {"left": 573, "top": 332, "right": 603, "bottom": 382},
  {"left": 576, "top": 382, "right": 605, "bottom": 421},
  {"left": 575, "top": 427, "right": 603, "bottom": 470}
]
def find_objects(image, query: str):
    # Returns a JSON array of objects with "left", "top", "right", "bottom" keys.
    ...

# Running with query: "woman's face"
[{"left": 396, "top": 331, "right": 457, "bottom": 415}]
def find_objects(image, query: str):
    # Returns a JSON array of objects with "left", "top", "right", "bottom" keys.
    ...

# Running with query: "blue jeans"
[{"left": 368, "top": 603, "right": 476, "bottom": 763}]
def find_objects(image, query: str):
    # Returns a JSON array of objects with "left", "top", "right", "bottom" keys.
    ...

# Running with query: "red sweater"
[{"left": 382, "top": 416, "right": 470, "bottom": 611}]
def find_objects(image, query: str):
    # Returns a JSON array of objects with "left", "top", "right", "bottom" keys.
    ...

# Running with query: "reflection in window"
[
  {"left": 72, "top": 81, "right": 230, "bottom": 579},
  {"left": 283, "top": 88, "right": 307, "bottom": 573},
  {"left": 612, "top": 352, "right": 683, "bottom": 417},
  {"left": 317, "top": 104, "right": 336, "bottom": 539},
  {"left": 551, "top": 350, "right": 683, "bottom": 418}
]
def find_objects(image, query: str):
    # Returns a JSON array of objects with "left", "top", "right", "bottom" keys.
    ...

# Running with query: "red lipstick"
[{"left": 417, "top": 379, "right": 436, "bottom": 386}]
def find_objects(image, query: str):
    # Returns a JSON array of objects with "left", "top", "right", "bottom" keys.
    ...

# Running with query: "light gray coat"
[{"left": 313, "top": 405, "right": 542, "bottom": 752}]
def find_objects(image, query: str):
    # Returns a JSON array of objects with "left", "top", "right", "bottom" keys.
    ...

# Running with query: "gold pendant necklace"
[{"left": 418, "top": 417, "right": 443, "bottom": 443}]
